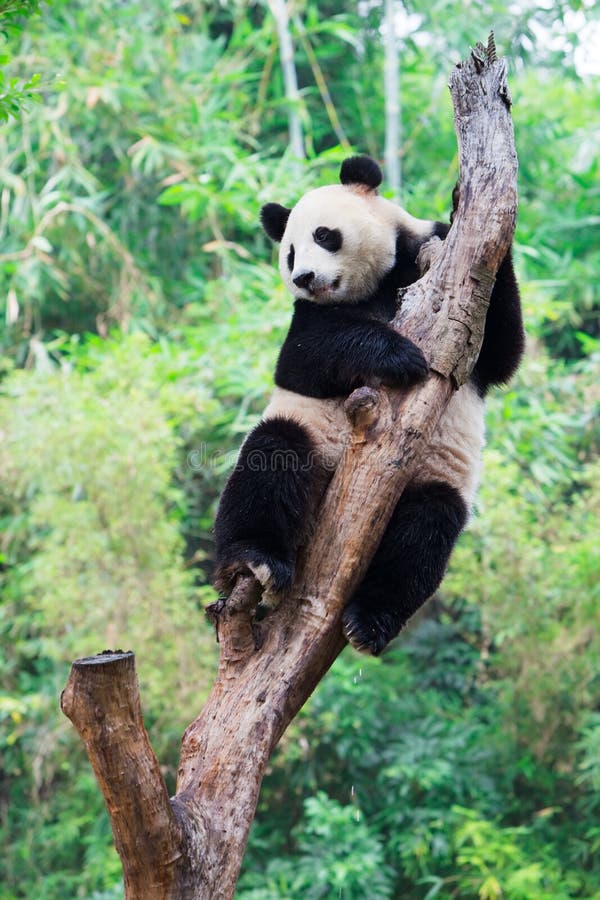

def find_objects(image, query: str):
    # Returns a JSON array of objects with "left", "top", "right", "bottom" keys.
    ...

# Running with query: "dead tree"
[{"left": 61, "top": 38, "right": 517, "bottom": 900}]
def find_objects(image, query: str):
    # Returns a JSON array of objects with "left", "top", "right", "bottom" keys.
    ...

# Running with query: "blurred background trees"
[{"left": 0, "top": 1, "right": 598, "bottom": 897}]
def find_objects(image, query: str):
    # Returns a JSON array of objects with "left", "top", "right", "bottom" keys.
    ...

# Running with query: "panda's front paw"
[
  {"left": 380, "top": 338, "right": 428, "bottom": 388},
  {"left": 341, "top": 602, "right": 401, "bottom": 656}
]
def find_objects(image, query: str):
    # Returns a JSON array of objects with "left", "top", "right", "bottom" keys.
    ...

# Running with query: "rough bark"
[
  {"left": 61, "top": 37, "right": 517, "bottom": 900},
  {"left": 60, "top": 653, "right": 184, "bottom": 897}
]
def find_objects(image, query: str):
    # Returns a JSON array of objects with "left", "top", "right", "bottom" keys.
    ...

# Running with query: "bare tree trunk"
[
  {"left": 383, "top": 0, "right": 401, "bottom": 200},
  {"left": 61, "top": 38, "right": 516, "bottom": 900},
  {"left": 268, "top": 0, "right": 305, "bottom": 159}
]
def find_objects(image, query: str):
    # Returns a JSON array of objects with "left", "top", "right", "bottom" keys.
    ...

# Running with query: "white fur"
[
  {"left": 263, "top": 383, "right": 485, "bottom": 508},
  {"left": 247, "top": 562, "right": 281, "bottom": 607},
  {"left": 411, "top": 384, "right": 485, "bottom": 507},
  {"left": 263, "top": 387, "right": 350, "bottom": 469},
  {"left": 280, "top": 184, "right": 434, "bottom": 304}
]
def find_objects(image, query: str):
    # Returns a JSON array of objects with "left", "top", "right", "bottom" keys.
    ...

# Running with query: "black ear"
[
  {"left": 340, "top": 155, "right": 382, "bottom": 190},
  {"left": 261, "top": 203, "right": 291, "bottom": 242}
]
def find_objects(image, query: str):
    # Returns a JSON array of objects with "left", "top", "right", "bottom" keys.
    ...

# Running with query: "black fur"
[
  {"left": 314, "top": 226, "right": 343, "bottom": 253},
  {"left": 275, "top": 300, "right": 428, "bottom": 399},
  {"left": 214, "top": 417, "right": 322, "bottom": 594},
  {"left": 340, "top": 155, "right": 383, "bottom": 189},
  {"left": 261, "top": 202, "right": 291, "bottom": 242},
  {"left": 287, "top": 244, "right": 295, "bottom": 272},
  {"left": 341, "top": 483, "right": 468, "bottom": 655},
  {"left": 471, "top": 250, "right": 524, "bottom": 395}
]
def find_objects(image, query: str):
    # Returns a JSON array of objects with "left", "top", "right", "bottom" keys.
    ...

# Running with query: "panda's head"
[{"left": 261, "top": 156, "right": 436, "bottom": 305}]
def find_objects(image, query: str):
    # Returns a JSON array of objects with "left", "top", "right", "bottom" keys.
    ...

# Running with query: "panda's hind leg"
[
  {"left": 214, "top": 416, "right": 322, "bottom": 600},
  {"left": 342, "top": 482, "right": 467, "bottom": 655}
]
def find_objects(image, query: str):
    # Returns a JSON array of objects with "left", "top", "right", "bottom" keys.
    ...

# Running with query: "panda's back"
[{"left": 262, "top": 382, "right": 485, "bottom": 509}]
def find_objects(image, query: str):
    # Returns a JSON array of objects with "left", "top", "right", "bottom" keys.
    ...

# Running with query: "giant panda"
[{"left": 214, "top": 155, "right": 524, "bottom": 655}]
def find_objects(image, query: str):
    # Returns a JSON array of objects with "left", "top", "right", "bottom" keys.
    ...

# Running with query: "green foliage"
[
  {"left": 0, "top": 0, "right": 599, "bottom": 897},
  {"left": 239, "top": 792, "right": 394, "bottom": 899},
  {"left": 515, "top": 74, "right": 600, "bottom": 358},
  {"left": 0, "top": 335, "right": 217, "bottom": 710},
  {"left": 0, "top": 0, "right": 43, "bottom": 121},
  {"left": 0, "top": 337, "right": 220, "bottom": 897},
  {"left": 446, "top": 352, "right": 600, "bottom": 764}
]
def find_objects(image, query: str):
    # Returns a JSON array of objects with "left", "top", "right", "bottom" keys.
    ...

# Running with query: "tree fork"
[{"left": 61, "top": 37, "right": 517, "bottom": 900}]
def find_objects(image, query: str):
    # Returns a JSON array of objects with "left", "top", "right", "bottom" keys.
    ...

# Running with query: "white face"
[{"left": 278, "top": 184, "right": 434, "bottom": 305}]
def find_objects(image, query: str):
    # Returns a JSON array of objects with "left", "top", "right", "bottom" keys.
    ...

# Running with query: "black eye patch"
[
  {"left": 287, "top": 244, "right": 295, "bottom": 272},
  {"left": 313, "top": 227, "right": 342, "bottom": 253}
]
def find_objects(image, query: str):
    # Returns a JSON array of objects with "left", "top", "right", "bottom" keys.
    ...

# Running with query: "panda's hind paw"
[
  {"left": 214, "top": 545, "right": 294, "bottom": 605},
  {"left": 341, "top": 603, "right": 401, "bottom": 656},
  {"left": 249, "top": 553, "right": 294, "bottom": 596}
]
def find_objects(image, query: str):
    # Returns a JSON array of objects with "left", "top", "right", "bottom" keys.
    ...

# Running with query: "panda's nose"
[{"left": 293, "top": 270, "right": 315, "bottom": 290}]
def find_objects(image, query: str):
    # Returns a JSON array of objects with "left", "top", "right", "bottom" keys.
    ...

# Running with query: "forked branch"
[{"left": 62, "top": 38, "right": 517, "bottom": 900}]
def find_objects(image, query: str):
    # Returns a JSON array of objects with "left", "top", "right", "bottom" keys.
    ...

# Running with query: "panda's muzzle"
[
  {"left": 292, "top": 270, "right": 341, "bottom": 298},
  {"left": 292, "top": 270, "right": 315, "bottom": 291}
]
